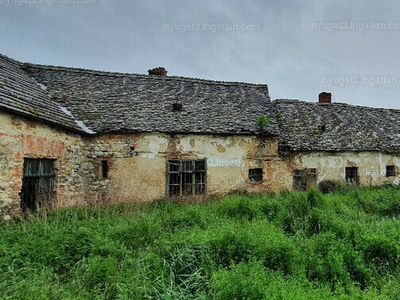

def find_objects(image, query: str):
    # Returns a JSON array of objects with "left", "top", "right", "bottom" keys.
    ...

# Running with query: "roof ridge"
[
  {"left": 21, "top": 62, "right": 269, "bottom": 88},
  {"left": 273, "top": 99, "right": 400, "bottom": 112},
  {"left": 0, "top": 53, "right": 21, "bottom": 66}
]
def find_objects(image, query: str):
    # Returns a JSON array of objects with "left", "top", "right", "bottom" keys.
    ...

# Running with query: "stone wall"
[
  {"left": 1, "top": 112, "right": 289, "bottom": 219},
  {"left": 0, "top": 111, "right": 90, "bottom": 219},
  {"left": 4, "top": 109, "right": 399, "bottom": 220}
]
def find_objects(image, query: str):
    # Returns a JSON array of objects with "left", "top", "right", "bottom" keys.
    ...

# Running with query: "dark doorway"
[
  {"left": 293, "top": 168, "right": 317, "bottom": 191},
  {"left": 20, "top": 158, "right": 56, "bottom": 212}
]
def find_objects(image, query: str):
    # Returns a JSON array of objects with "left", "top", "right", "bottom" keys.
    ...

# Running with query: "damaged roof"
[
  {"left": 0, "top": 54, "right": 87, "bottom": 133},
  {"left": 21, "top": 63, "right": 279, "bottom": 135},
  {"left": 274, "top": 99, "right": 400, "bottom": 152}
]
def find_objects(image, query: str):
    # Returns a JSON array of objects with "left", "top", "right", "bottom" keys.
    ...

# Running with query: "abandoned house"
[{"left": 1, "top": 53, "right": 400, "bottom": 219}]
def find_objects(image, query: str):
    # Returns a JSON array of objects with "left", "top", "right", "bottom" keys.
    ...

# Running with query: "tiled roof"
[
  {"left": 22, "top": 63, "right": 279, "bottom": 135},
  {"left": 0, "top": 54, "right": 86, "bottom": 133},
  {"left": 274, "top": 99, "right": 400, "bottom": 152}
]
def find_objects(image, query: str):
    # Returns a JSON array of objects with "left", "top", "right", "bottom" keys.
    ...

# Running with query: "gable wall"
[{"left": 0, "top": 110, "right": 91, "bottom": 219}]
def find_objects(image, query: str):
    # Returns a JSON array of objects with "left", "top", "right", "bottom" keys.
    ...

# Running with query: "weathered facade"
[
  {"left": 0, "top": 111, "right": 90, "bottom": 218},
  {"left": 274, "top": 98, "right": 400, "bottom": 189},
  {"left": 1, "top": 53, "right": 400, "bottom": 219},
  {"left": 85, "top": 133, "right": 287, "bottom": 203}
]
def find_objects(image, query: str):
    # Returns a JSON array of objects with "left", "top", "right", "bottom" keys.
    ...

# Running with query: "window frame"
[
  {"left": 386, "top": 165, "right": 396, "bottom": 177},
  {"left": 166, "top": 159, "right": 207, "bottom": 197},
  {"left": 248, "top": 168, "right": 263, "bottom": 183},
  {"left": 345, "top": 166, "right": 359, "bottom": 185},
  {"left": 21, "top": 158, "right": 56, "bottom": 212}
]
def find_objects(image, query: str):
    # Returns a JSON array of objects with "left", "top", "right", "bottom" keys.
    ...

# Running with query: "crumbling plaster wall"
[
  {"left": 87, "top": 133, "right": 290, "bottom": 202},
  {"left": 1, "top": 110, "right": 290, "bottom": 219},
  {"left": 288, "top": 151, "right": 400, "bottom": 186},
  {"left": 0, "top": 111, "right": 90, "bottom": 219}
]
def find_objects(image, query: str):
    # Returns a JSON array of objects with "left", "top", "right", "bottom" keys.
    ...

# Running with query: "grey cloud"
[{"left": 1, "top": 0, "right": 399, "bottom": 108}]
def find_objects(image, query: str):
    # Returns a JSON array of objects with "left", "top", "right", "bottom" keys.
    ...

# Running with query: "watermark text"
[
  {"left": 164, "top": 23, "right": 260, "bottom": 33},
  {"left": 312, "top": 21, "right": 400, "bottom": 32},
  {"left": 0, "top": 0, "right": 96, "bottom": 6},
  {"left": 323, "top": 76, "right": 400, "bottom": 87}
]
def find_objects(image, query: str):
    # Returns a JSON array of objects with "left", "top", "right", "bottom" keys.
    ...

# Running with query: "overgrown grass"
[{"left": 1, "top": 186, "right": 400, "bottom": 299}]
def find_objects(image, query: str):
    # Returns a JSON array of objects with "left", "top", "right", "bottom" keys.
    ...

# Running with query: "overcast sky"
[{"left": 1, "top": 0, "right": 400, "bottom": 108}]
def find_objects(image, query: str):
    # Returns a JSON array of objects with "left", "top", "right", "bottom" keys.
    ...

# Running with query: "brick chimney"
[
  {"left": 319, "top": 92, "right": 331, "bottom": 104},
  {"left": 148, "top": 67, "right": 167, "bottom": 76}
]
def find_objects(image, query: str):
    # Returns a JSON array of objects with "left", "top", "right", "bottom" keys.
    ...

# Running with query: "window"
[
  {"left": 249, "top": 168, "right": 263, "bottom": 182},
  {"left": 101, "top": 160, "right": 109, "bottom": 179},
  {"left": 386, "top": 165, "right": 396, "bottom": 177},
  {"left": 345, "top": 167, "right": 358, "bottom": 185},
  {"left": 293, "top": 168, "right": 317, "bottom": 191},
  {"left": 20, "top": 158, "right": 56, "bottom": 212},
  {"left": 167, "top": 159, "right": 206, "bottom": 196},
  {"left": 172, "top": 103, "right": 183, "bottom": 111}
]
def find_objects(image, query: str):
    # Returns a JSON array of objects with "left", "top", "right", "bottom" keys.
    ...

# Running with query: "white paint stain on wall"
[{"left": 207, "top": 158, "right": 242, "bottom": 167}]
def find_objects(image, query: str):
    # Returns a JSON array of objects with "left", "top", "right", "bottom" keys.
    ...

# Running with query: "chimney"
[
  {"left": 319, "top": 92, "right": 331, "bottom": 104},
  {"left": 148, "top": 67, "right": 167, "bottom": 76}
]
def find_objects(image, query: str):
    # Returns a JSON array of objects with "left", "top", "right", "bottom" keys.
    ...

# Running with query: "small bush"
[
  {"left": 318, "top": 180, "right": 343, "bottom": 194},
  {"left": 255, "top": 115, "right": 271, "bottom": 131}
]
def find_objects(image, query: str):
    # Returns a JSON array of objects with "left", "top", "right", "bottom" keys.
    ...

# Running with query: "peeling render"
[
  {"left": 3, "top": 53, "right": 400, "bottom": 220},
  {"left": 290, "top": 151, "right": 400, "bottom": 186},
  {"left": 2, "top": 108, "right": 400, "bottom": 220},
  {"left": 86, "top": 133, "right": 283, "bottom": 203}
]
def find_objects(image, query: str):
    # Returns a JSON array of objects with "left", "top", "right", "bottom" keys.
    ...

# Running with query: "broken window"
[
  {"left": 249, "top": 168, "right": 263, "bottom": 182},
  {"left": 345, "top": 167, "right": 358, "bottom": 185},
  {"left": 20, "top": 158, "right": 56, "bottom": 212},
  {"left": 293, "top": 168, "right": 317, "bottom": 191},
  {"left": 167, "top": 159, "right": 206, "bottom": 197},
  {"left": 386, "top": 165, "right": 396, "bottom": 177}
]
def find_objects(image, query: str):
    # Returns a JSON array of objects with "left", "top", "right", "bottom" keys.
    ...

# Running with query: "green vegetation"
[
  {"left": 255, "top": 115, "right": 271, "bottom": 131},
  {"left": 1, "top": 186, "right": 400, "bottom": 299}
]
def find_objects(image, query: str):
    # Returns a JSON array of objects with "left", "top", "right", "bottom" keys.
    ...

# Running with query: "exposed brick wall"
[{"left": 0, "top": 111, "right": 91, "bottom": 219}]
